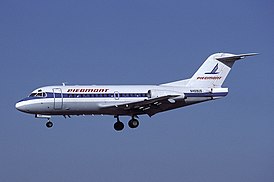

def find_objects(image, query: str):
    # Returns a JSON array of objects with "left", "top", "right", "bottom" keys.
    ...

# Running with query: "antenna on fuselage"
[{"left": 62, "top": 82, "right": 68, "bottom": 86}]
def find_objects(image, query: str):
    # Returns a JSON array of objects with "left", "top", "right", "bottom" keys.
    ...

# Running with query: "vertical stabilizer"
[{"left": 186, "top": 53, "right": 258, "bottom": 88}]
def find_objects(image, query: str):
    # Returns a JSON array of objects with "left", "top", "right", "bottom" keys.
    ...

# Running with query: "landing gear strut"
[{"left": 114, "top": 116, "right": 124, "bottom": 131}]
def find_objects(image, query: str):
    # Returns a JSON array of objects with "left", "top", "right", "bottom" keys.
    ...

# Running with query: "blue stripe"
[
  {"left": 19, "top": 91, "right": 228, "bottom": 102},
  {"left": 19, "top": 92, "right": 148, "bottom": 101}
]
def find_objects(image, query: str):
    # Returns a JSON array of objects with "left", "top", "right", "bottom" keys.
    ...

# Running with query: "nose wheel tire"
[
  {"left": 128, "top": 119, "right": 139, "bottom": 129},
  {"left": 114, "top": 121, "right": 124, "bottom": 131},
  {"left": 46, "top": 121, "right": 53, "bottom": 128}
]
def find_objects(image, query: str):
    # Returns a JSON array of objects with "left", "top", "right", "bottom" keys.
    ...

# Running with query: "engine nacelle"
[{"left": 148, "top": 89, "right": 185, "bottom": 99}]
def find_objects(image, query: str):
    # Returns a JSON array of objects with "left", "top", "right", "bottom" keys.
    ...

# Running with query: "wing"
[{"left": 100, "top": 95, "right": 180, "bottom": 116}]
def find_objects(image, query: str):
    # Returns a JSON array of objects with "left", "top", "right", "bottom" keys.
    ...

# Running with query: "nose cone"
[
  {"left": 16, "top": 101, "right": 24, "bottom": 112},
  {"left": 15, "top": 100, "right": 29, "bottom": 113}
]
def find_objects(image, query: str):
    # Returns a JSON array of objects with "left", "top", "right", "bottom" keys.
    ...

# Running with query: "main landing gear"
[
  {"left": 128, "top": 117, "right": 139, "bottom": 129},
  {"left": 114, "top": 119, "right": 124, "bottom": 131},
  {"left": 114, "top": 116, "right": 139, "bottom": 131}
]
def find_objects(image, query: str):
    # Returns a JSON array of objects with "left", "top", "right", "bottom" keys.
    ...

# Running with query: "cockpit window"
[
  {"left": 36, "top": 92, "right": 44, "bottom": 97},
  {"left": 29, "top": 93, "right": 36, "bottom": 97},
  {"left": 29, "top": 91, "right": 47, "bottom": 97}
]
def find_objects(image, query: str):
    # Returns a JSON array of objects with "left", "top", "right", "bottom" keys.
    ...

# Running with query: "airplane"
[{"left": 15, "top": 52, "right": 257, "bottom": 131}]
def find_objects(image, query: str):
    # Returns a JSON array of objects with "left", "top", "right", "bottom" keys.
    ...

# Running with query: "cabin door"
[{"left": 53, "top": 88, "right": 63, "bottom": 110}]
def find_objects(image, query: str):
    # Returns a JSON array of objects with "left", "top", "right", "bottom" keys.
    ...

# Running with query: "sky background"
[{"left": 1, "top": 0, "right": 274, "bottom": 181}]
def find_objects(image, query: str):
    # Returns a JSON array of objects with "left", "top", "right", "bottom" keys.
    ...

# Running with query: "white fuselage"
[{"left": 15, "top": 85, "right": 228, "bottom": 117}]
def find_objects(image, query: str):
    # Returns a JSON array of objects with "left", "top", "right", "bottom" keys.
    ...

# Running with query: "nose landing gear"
[
  {"left": 35, "top": 114, "right": 53, "bottom": 128},
  {"left": 46, "top": 120, "right": 53, "bottom": 128}
]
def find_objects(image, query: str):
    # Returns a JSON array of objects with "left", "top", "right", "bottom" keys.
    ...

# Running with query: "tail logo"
[{"left": 205, "top": 64, "right": 219, "bottom": 74}]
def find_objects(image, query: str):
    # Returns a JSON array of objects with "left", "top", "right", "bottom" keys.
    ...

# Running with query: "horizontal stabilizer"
[{"left": 216, "top": 53, "right": 258, "bottom": 62}]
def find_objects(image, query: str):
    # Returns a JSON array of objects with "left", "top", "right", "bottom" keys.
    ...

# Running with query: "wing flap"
[
  {"left": 101, "top": 95, "right": 179, "bottom": 116},
  {"left": 120, "top": 95, "right": 177, "bottom": 109}
]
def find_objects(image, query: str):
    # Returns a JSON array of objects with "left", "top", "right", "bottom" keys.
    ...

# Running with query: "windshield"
[{"left": 29, "top": 90, "right": 47, "bottom": 98}]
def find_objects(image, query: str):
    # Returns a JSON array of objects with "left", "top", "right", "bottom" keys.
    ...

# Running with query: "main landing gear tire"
[
  {"left": 114, "top": 121, "right": 124, "bottom": 131},
  {"left": 128, "top": 119, "right": 139, "bottom": 129},
  {"left": 46, "top": 121, "right": 53, "bottom": 128}
]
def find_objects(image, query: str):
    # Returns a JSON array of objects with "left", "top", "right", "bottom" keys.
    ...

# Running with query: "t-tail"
[{"left": 186, "top": 53, "right": 258, "bottom": 88}]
